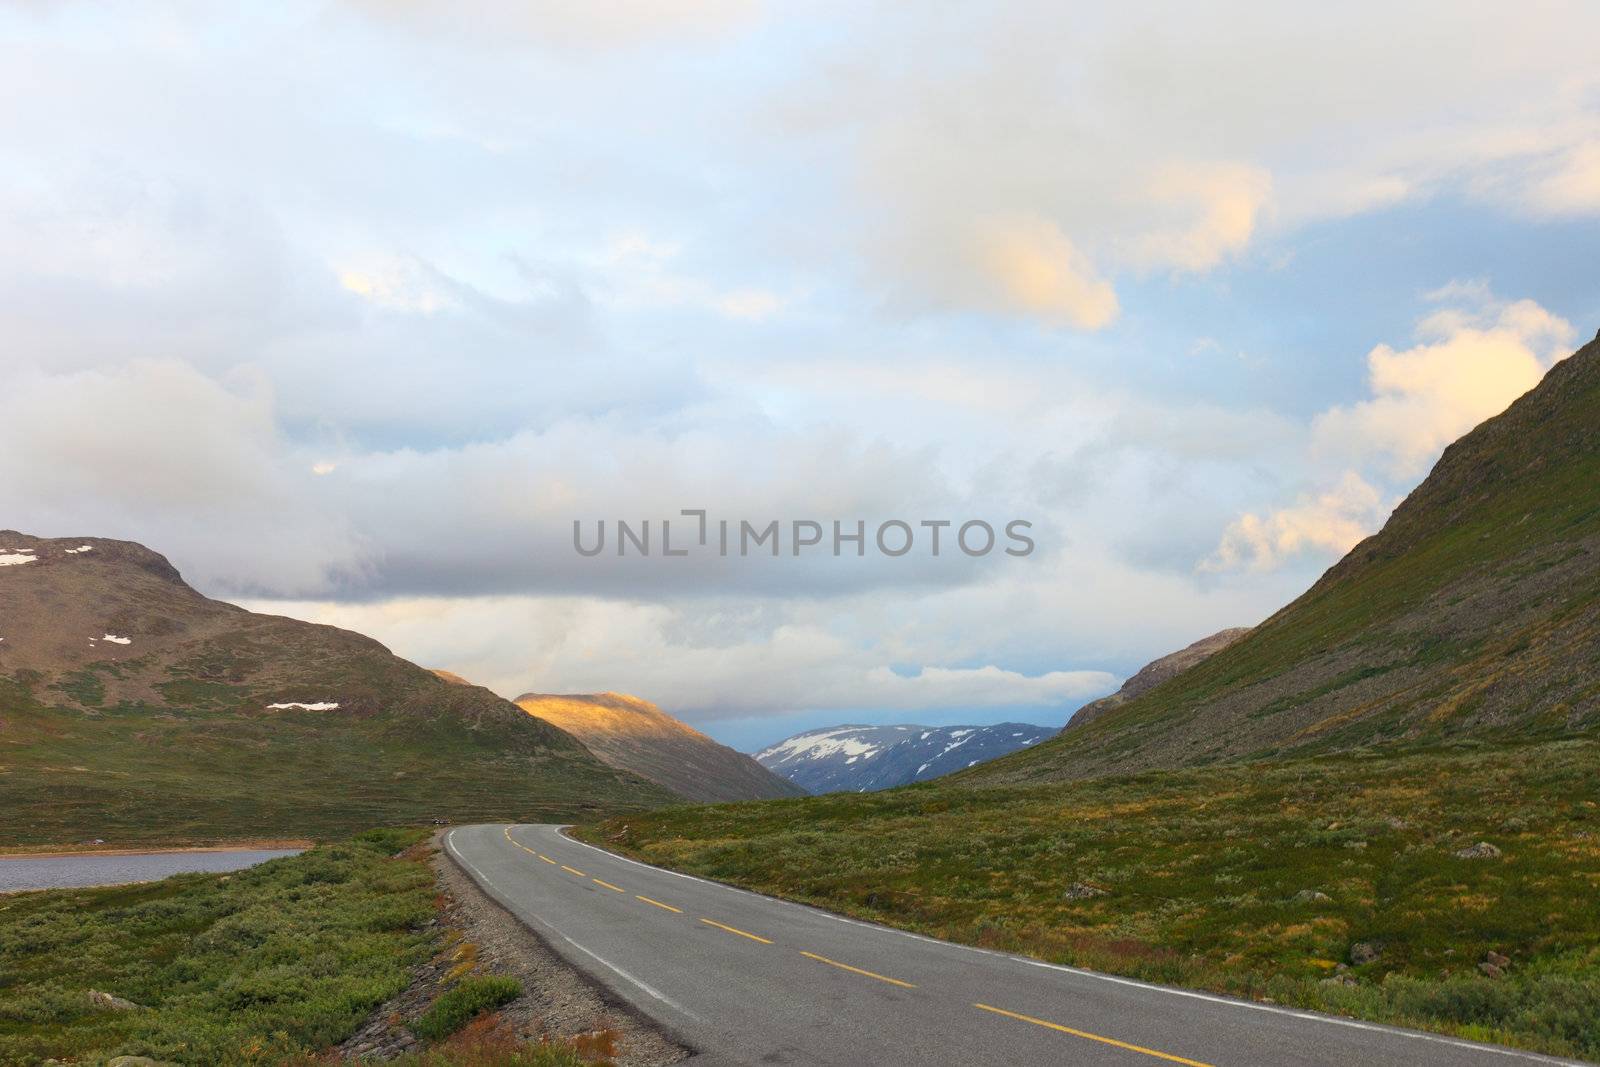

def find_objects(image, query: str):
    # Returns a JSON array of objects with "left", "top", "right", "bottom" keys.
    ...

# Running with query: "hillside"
[
  {"left": 515, "top": 691, "right": 805, "bottom": 803},
  {"left": 0, "top": 533, "right": 674, "bottom": 846},
  {"left": 1063, "top": 627, "right": 1250, "bottom": 731},
  {"left": 967, "top": 330, "right": 1600, "bottom": 785},
  {"left": 755, "top": 723, "right": 1054, "bottom": 793}
]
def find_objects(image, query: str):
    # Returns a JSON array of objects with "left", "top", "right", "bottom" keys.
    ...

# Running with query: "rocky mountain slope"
[
  {"left": 756, "top": 723, "right": 1055, "bottom": 793},
  {"left": 0, "top": 533, "right": 674, "bottom": 845},
  {"left": 966, "top": 330, "right": 1600, "bottom": 787},
  {"left": 514, "top": 692, "right": 805, "bottom": 803},
  {"left": 1063, "top": 627, "right": 1251, "bottom": 731}
]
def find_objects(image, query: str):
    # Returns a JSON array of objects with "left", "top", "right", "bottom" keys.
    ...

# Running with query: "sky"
[{"left": 4, "top": 1, "right": 1599, "bottom": 750}]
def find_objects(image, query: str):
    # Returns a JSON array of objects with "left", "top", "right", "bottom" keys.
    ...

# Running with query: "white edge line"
[
  {"left": 549, "top": 826, "right": 1585, "bottom": 1066},
  {"left": 446, "top": 828, "right": 702, "bottom": 1025}
]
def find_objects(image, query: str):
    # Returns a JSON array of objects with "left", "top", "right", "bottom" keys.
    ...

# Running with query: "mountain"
[
  {"left": 966, "top": 329, "right": 1600, "bottom": 787},
  {"left": 0, "top": 533, "right": 675, "bottom": 845},
  {"left": 514, "top": 692, "right": 805, "bottom": 803},
  {"left": 755, "top": 723, "right": 1056, "bottom": 793},
  {"left": 1063, "top": 627, "right": 1251, "bottom": 731}
]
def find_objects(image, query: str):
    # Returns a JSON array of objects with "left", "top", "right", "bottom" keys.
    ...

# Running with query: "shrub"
[{"left": 412, "top": 976, "right": 523, "bottom": 1041}]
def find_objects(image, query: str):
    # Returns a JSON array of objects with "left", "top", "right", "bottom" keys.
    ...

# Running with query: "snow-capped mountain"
[{"left": 753, "top": 723, "right": 1055, "bottom": 794}]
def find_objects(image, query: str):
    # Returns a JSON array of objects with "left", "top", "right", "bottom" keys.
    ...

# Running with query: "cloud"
[
  {"left": 1205, "top": 290, "right": 1576, "bottom": 571},
  {"left": 1202, "top": 472, "right": 1388, "bottom": 573},
  {"left": 0, "top": 359, "right": 367, "bottom": 594},
  {"left": 1125, "top": 163, "right": 1273, "bottom": 272},
  {"left": 1526, "top": 141, "right": 1600, "bottom": 215},
  {"left": 342, "top": 0, "right": 759, "bottom": 49},
  {"left": 971, "top": 217, "right": 1119, "bottom": 328},
  {"left": 1313, "top": 294, "right": 1574, "bottom": 478},
  {"left": 243, "top": 592, "right": 1116, "bottom": 720}
]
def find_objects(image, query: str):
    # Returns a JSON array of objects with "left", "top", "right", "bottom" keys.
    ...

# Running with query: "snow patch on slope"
[{"left": 757, "top": 728, "right": 883, "bottom": 765}]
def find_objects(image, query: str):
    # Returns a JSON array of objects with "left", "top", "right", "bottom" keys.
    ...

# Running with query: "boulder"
[
  {"left": 1063, "top": 882, "right": 1107, "bottom": 900},
  {"left": 1453, "top": 841, "right": 1502, "bottom": 859},
  {"left": 1348, "top": 941, "right": 1382, "bottom": 965},
  {"left": 86, "top": 990, "right": 142, "bottom": 1012}
]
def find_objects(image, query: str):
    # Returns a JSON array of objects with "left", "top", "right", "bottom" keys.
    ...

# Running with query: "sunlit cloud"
[{"left": 1205, "top": 289, "right": 1576, "bottom": 572}]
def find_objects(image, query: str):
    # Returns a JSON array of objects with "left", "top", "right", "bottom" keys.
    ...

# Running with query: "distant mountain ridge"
[
  {"left": 756, "top": 722, "right": 1055, "bottom": 793},
  {"left": 515, "top": 691, "right": 806, "bottom": 803},
  {"left": 965, "top": 328, "right": 1600, "bottom": 787},
  {"left": 1063, "top": 627, "right": 1251, "bottom": 731},
  {"left": 0, "top": 532, "right": 673, "bottom": 845}
]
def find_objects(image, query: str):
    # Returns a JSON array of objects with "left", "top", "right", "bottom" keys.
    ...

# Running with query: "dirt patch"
[{"left": 338, "top": 836, "right": 689, "bottom": 1064}]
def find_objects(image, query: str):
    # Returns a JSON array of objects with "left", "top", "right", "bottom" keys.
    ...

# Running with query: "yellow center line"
[
  {"left": 699, "top": 918, "right": 774, "bottom": 944},
  {"left": 798, "top": 951, "right": 916, "bottom": 989},
  {"left": 560, "top": 865, "right": 586, "bottom": 877},
  {"left": 592, "top": 878, "right": 625, "bottom": 892},
  {"left": 502, "top": 827, "right": 538, "bottom": 856},
  {"left": 637, "top": 895, "right": 683, "bottom": 914},
  {"left": 537, "top": 854, "right": 557, "bottom": 864},
  {"left": 973, "top": 1003, "right": 1214, "bottom": 1067}
]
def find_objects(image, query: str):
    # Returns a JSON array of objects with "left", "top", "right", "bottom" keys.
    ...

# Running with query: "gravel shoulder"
[{"left": 339, "top": 832, "right": 689, "bottom": 1064}]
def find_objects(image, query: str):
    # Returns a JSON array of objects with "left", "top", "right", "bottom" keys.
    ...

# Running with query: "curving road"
[{"left": 446, "top": 824, "right": 1586, "bottom": 1067}]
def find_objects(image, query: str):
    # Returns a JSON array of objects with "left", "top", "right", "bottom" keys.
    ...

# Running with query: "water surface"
[{"left": 0, "top": 848, "right": 303, "bottom": 892}]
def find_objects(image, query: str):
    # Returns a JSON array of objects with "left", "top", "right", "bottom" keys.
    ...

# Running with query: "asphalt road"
[{"left": 446, "top": 823, "right": 1586, "bottom": 1067}]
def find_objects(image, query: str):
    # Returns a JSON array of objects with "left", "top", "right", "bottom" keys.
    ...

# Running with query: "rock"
[
  {"left": 108, "top": 1057, "right": 170, "bottom": 1066},
  {"left": 1064, "top": 882, "right": 1107, "bottom": 900},
  {"left": 1454, "top": 841, "right": 1502, "bottom": 859},
  {"left": 1320, "top": 974, "right": 1358, "bottom": 987},
  {"left": 1293, "top": 890, "right": 1332, "bottom": 903},
  {"left": 1485, "top": 950, "right": 1511, "bottom": 969},
  {"left": 86, "top": 990, "right": 142, "bottom": 1012},
  {"left": 1349, "top": 941, "right": 1382, "bottom": 965},
  {"left": 1478, "top": 962, "right": 1505, "bottom": 979}
]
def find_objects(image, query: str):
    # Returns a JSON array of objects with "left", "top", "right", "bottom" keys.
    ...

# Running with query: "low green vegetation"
[
  {"left": 413, "top": 976, "right": 523, "bottom": 1041},
  {"left": 579, "top": 738, "right": 1600, "bottom": 1061},
  {"left": 0, "top": 829, "right": 436, "bottom": 1064},
  {"left": 0, "top": 676, "right": 672, "bottom": 847}
]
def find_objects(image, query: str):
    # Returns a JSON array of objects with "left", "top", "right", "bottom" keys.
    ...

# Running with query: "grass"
[
  {"left": 0, "top": 828, "right": 435, "bottom": 1065},
  {"left": 413, "top": 977, "right": 523, "bottom": 1041},
  {"left": 577, "top": 738, "right": 1600, "bottom": 1061},
  {"left": 0, "top": 676, "right": 673, "bottom": 847}
]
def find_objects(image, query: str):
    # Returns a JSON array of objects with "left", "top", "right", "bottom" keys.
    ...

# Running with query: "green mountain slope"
[
  {"left": 0, "top": 533, "right": 674, "bottom": 846},
  {"left": 969, "top": 330, "right": 1600, "bottom": 786}
]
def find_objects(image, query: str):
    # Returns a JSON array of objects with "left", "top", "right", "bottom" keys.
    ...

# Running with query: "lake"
[{"left": 0, "top": 848, "right": 304, "bottom": 892}]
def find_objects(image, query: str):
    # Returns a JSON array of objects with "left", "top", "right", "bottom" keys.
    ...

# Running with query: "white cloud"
[
  {"left": 1205, "top": 290, "right": 1576, "bottom": 572},
  {"left": 1313, "top": 295, "right": 1574, "bottom": 478},
  {"left": 1203, "top": 472, "right": 1389, "bottom": 573},
  {"left": 0, "top": 359, "right": 368, "bottom": 594},
  {"left": 971, "top": 216, "right": 1119, "bottom": 328},
  {"left": 243, "top": 592, "right": 1116, "bottom": 719},
  {"left": 343, "top": 0, "right": 759, "bottom": 50},
  {"left": 1124, "top": 162, "right": 1273, "bottom": 272}
]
